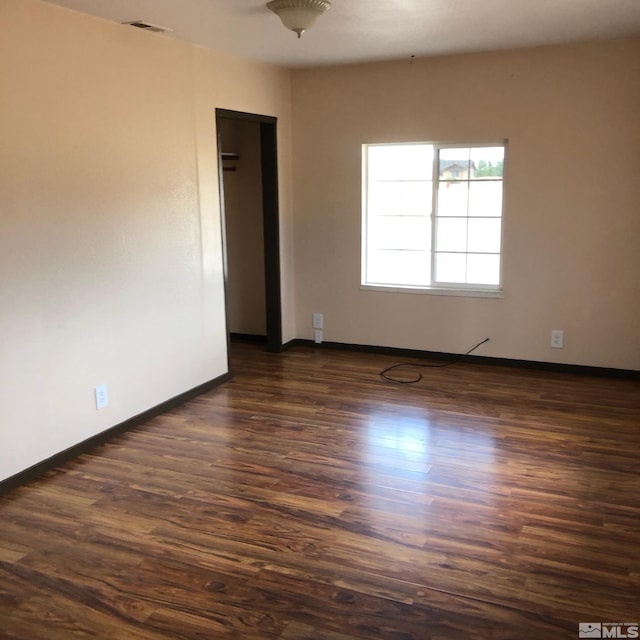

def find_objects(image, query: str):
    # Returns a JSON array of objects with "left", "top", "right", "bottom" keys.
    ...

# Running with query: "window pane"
[
  {"left": 363, "top": 142, "right": 505, "bottom": 291},
  {"left": 466, "top": 254, "right": 500, "bottom": 285},
  {"left": 470, "top": 147, "right": 504, "bottom": 179},
  {"left": 368, "top": 145, "right": 433, "bottom": 182},
  {"left": 435, "top": 252, "right": 466, "bottom": 283},
  {"left": 436, "top": 218, "right": 467, "bottom": 252},
  {"left": 366, "top": 249, "right": 431, "bottom": 286},
  {"left": 439, "top": 148, "right": 470, "bottom": 180},
  {"left": 369, "top": 180, "right": 432, "bottom": 217},
  {"left": 437, "top": 181, "right": 468, "bottom": 217},
  {"left": 468, "top": 181, "right": 503, "bottom": 217},
  {"left": 467, "top": 218, "right": 501, "bottom": 253},
  {"left": 370, "top": 216, "right": 431, "bottom": 251}
]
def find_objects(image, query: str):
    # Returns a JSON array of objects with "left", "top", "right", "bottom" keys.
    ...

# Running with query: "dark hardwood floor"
[{"left": 1, "top": 341, "right": 639, "bottom": 639}]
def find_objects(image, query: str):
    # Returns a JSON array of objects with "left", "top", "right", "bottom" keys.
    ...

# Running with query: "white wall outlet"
[
  {"left": 95, "top": 383, "right": 109, "bottom": 410},
  {"left": 314, "top": 329, "right": 323, "bottom": 344},
  {"left": 312, "top": 313, "right": 323, "bottom": 329},
  {"left": 551, "top": 329, "right": 564, "bottom": 348}
]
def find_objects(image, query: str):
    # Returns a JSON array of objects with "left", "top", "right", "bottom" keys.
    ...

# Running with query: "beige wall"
[
  {"left": 0, "top": 0, "right": 293, "bottom": 481},
  {"left": 291, "top": 39, "right": 640, "bottom": 370}
]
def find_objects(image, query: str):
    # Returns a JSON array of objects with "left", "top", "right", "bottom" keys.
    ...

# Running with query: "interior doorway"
[{"left": 215, "top": 108, "right": 282, "bottom": 354}]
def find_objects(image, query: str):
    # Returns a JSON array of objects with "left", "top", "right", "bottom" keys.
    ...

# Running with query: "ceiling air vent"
[{"left": 122, "top": 21, "right": 173, "bottom": 34}]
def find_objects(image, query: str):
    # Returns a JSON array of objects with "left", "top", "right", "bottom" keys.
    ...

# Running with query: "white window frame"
[{"left": 361, "top": 140, "right": 507, "bottom": 298}]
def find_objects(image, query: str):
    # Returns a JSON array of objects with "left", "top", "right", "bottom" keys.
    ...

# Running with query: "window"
[{"left": 362, "top": 142, "right": 506, "bottom": 294}]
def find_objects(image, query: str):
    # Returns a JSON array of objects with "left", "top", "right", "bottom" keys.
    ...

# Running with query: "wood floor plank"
[{"left": 1, "top": 340, "right": 639, "bottom": 639}]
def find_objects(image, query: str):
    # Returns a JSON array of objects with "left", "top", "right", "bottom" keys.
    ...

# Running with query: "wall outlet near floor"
[
  {"left": 312, "top": 313, "right": 323, "bottom": 329},
  {"left": 550, "top": 329, "right": 564, "bottom": 348},
  {"left": 95, "top": 383, "right": 109, "bottom": 410},
  {"left": 314, "top": 329, "right": 323, "bottom": 344}
]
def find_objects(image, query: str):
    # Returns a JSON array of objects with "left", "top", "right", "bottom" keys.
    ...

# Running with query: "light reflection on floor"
[
  {"left": 361, "top": 408, "right": 498, "bottom": 519},
  {"left": 364, "top": 410, "right": 496, "bottom": 466}
]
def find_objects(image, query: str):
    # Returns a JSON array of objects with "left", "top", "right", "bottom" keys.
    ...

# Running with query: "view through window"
[{"left": 362, "top": 142, "right": 506, "bottom": 293}]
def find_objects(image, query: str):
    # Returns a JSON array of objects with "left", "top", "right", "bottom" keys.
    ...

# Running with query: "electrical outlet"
[
  {"left": 314, "top": 329, "right": 323, "bottom": 344},
  {"left": 312, "top": 313, "right": 323, "bottom": 329},
  {"left": 95, "top": 384, "right": 109, "bottom": 410},
  {"left": 551, "top": 330, "right": 564, "bottom": 348}
]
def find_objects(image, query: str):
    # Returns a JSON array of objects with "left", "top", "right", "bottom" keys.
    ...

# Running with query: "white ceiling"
[{"left": 43, "top": 0, "right": 640, "bottom": 69}]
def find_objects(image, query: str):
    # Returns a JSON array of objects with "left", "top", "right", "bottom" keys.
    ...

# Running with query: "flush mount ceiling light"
[{"left": 266, "top": 0, "right": 331, "bottom": 39}]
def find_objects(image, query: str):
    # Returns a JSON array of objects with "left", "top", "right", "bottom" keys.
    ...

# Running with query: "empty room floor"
[{"left": 1, "top": 341, "right": 639, "bottom": 639}]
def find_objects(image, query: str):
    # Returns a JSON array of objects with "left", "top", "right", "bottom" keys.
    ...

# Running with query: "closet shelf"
[{"left": 221, "top": 151, "right": 239, "bottom": 171}]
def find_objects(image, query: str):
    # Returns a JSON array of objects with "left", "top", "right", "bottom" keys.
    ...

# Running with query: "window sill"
[{"left": 360, "top": 284, "right": 504, "bottom": 298}]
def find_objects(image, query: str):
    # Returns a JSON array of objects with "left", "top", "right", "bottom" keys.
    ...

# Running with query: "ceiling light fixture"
[{"left": 266, "top": 0, "right": 331, "bottom": 39}]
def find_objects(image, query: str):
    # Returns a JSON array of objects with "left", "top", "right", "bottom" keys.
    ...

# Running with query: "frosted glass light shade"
[{"left": 267, "top": 0, "right": 331, "bottom": 38}]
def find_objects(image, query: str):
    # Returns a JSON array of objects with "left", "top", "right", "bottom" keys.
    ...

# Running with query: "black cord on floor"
[{"left": 380, "top": 338, "right": 490, "bottom": 384}]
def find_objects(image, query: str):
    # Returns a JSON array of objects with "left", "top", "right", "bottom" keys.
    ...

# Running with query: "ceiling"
[{"left": 43, "top": 0, "right": 640, "bottom": 69}]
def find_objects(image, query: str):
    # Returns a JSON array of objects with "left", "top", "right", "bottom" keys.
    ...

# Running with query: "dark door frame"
[{"left": 215, "top": 108, "right": 283, "bottom": 354}]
